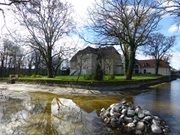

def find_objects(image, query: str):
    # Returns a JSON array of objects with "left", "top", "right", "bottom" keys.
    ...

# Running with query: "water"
[{"left": 0, "top": 79, "right": 180, "bottom": 135}]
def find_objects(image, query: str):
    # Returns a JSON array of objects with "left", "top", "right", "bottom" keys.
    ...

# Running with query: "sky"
[
  {"left": 0, "top": 0, "right": 179, "bottom": 70},
  {"left": 70, "top": 0, "right": 180, "bottom": 70}
]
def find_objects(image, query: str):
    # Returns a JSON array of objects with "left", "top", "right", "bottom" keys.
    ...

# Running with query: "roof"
[
  {"left": 70, "top": 46, "right": 120, "bottom": 61},
  {"left": 137, "top": 59, "right": 169, "bottom": 68}
]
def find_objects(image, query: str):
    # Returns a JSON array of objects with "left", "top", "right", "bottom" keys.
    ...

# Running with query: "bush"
[
  {"left": 94, "top": 64, "right": 103, "bottom": 81},
  {"left": 104, "top": 75, "right": 115, "bottom": 80},
  {"left": 9, "top": 74, "right": 15, "bottom": 77},
  {"left": 31, "top": 74, "right": 42, "bottom": 78},
  {"left": 83, "top": 75, "right": 95, "bottom": 80}
]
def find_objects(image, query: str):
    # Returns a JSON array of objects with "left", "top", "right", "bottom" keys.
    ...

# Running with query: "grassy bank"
[
  {"left": 2, "top": 75, "right": 174, "bottom": 90},
  {"left": 17, "top": 75, "right": 162, "bottom": 83}
]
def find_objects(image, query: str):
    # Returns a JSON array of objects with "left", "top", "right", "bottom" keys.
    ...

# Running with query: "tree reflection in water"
[{"left": 0, "top": 95, "right": 109, "bottom": 135}]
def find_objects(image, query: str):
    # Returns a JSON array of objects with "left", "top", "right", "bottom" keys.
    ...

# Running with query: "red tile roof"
[{"left": 137, "top": 59, "right": 169, "bottom": 68}]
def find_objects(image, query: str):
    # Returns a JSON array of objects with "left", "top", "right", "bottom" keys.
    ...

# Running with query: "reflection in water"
[
  {"left": 0, "top": 79, "right": 180, "bottom": 135},
  {"left": 0, "top": 94, "right": 123, "bottom": 135}
]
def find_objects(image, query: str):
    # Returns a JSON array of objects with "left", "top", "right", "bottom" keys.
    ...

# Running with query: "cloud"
[
  {"left": 136, "top": 50, "right": 151, "bottom": 60},
  {"left": 170, "top": 51, "right": 180, "bottom": 70},
  {"left": 68, "top": 0, "right": 94, "bottom": 28},
  {"left": 168, "top": 24, "right": 180, "bottom": 33}
]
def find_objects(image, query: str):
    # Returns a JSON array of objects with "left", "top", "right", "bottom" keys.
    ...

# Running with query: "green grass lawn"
[{"left": 18, "top": 74, "right": 162, "bottom": 82}]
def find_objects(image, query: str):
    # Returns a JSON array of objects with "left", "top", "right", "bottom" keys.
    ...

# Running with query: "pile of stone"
[{"left": 100, "top": 100, "right": 169, "bottom": 135}]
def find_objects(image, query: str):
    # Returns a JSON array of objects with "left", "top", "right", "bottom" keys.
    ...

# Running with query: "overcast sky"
[{"left": 0, "top": 0, "right": 179, "bottom": 70}]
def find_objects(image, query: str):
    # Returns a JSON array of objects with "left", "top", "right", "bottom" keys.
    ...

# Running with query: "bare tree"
[
  {"left": 14, "top": 0, "right": 74, "bottom": 78},
  {"left": 144, "top": 33, "right": 175, "bottom": 75},
  {"left": 0, "top": 0, "right": 30, "bottom": 6},
  {"left": 88, "top": 0, "right": 161, "bottom": 80},
  {"left": 0, "top": 38, "right": 25, "bottom": 76},
  {"left": 26, "top": 50, "right": 35, "bottom": 75},
  {"left": 159, "top": 0, "right": 180, "bottom": 17},
  {"left": 0, "top": 0, "right": 30, "bottom": 23}
]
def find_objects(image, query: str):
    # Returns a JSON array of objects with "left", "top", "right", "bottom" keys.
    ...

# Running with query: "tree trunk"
[
  {"left": 28, "top": 64, "right": 32, "bottom": 75},
  {"left": 44, "top": 101, "right": 53, "bottom": 135},
  {"left": 126, "top": 48, "right": 136, "bottom": 80},
  {"left": 124, "top": 54, "right": 129, "bottom": 76},
  {"left": 47, "top": 62, "right": 54, "bottom": 78},
  {"left": 1, "top": 59, "right": 4, "bottom": 77},
  {"left": 155, "top": 60, "right": 160, "bottom": 75},
  {"left": 35, "top": 55, "right": 40, "bottom": 75},
  {"left": 47, "top": 46, "right": 54, "bottom": 78},
  {"left": 35, "top": 64, "right": 39, "bottom": 75}
]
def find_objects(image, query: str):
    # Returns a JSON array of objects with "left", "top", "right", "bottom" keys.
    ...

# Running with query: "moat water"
[{"left": 0, "top": 79, "right": 179, "bottom": 135}]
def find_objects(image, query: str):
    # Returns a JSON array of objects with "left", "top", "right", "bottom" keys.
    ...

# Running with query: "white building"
[
  {"left": 135, "top": 59, "right": 171, "bottom": 76},
  {"left": 70, "top": 46, "right": 123, "bottom": 75}
]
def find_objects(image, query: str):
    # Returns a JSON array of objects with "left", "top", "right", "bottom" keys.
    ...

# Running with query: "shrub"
[
  {"left": 9, "top": 74, "right": 15, "bottom": 77},
  {"left": 31, "top": 74, "right": 36, "bottom": 78},
  {"left": 83, "top": 75, "right": 95, "bottom": 80},
  {"left": 31, "top": 74, "right": 42, "bottom": 78},
  {"left": 104, "top": 75, "right": 115, "bottom": 80},
  {"left": 94, "top": 64, "right": 103, "bottom": 81}
]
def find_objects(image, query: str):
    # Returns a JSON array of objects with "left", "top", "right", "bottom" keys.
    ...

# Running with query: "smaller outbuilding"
[{"left": 134, "top": 59, "right": 171, "bottom": 76}]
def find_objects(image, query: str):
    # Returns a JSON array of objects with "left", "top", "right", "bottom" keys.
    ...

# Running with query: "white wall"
[{"left": 140, "top": 67, "right": 171, "bottom": 76}]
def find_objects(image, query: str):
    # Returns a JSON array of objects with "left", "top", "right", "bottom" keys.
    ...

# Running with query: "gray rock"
[
  {"left": 112, "top": 112, "right": 121, "bottom": 117},
  {"left": 124, "top": 116, "right": 133, "bottom": 123},
  {"left": 125, "top": 123, "right": 135, "bottom": 132},
  {"left": 104, "top": 117, "right": 110, "bottom": 124},
  {"left": 110, "top": 117, "right": 117, "bottom": 128},
  {"left": 121, "top": 109, "right": 127, "bottom": 115},
  {"left": 163, "top": 127, "right": 169, "bottom": 134},
  {"left": 100, "top": 113, "right": 103, "bottom": 118},
  {"left": 135, "top": 107, "right": 141, "bottom": 114},
  {"left": 133, "top": 119, "right": 138, "bottom": 124},
  {"left": 107, "top": 107, "right": 111, "bottom": 111},
  {"left": 154, "top": 116, "right": 160, "bottom": 120},
  {"left": 101, "top": 108, "right": 105, "bottom": 112},
  {"left": 136, "top": 122, "right": 145, "bottom": 130},
  {"left": 126, "top": 123, "right": 135, "bottom": 131},
  {"left": 143, "top": 116, "right": 152, "bottom": 121},
  {"left": 110, "top": 103, "right": 116, "bottom": 108},
  {"left": 152, "top": 119, "right": 160, "bottom": 125},
  {"left": 120, "top": 114, "right": 125, "bottom": 120},
  {"left": 110, "top": 108, "right": 115, "bottom": 116},
  {"left": 128, "top": 106, "right": 132, "bottom": 110},
  {"left": 134, "top": 116, "right": 139, "bottom": 121},
  {"left": 115, "top": 105, "right": 121, "bottom": 112},
  {"left": 127, "top": 109, "right": 135, "bottom": 117},
  {"left": 100, "top": 102, "right": 169, "bottom": 135},
  {"left": 138, "top": 112, "right": 145, "bottom": 119},
  {"left": 110, "top": 121, "right": 117, "bottom": 128},
  {"left": 103, "top": 111, "right": 110, "bottom": 118},
  {"left": 135, "top": 130, "right": 142, "bottom": 135},
  {"left": 110, "top": 103, "right": 121, "bottom": 112},
  {"left": 144, "top": 126, "right": 148, "bottom": 133},
  {"left": 151, "top": 124, "right": 162, "bottom": 134},
  {"left": 111, "top": 117, "right": 117, "bottom": 122},
  {"left": 121, "top": 105, "right": 126, "bottom": 109},
  {"left": 143, "top": 110, "right": 151, "bottom": 116},
  {"left": 121, "top": 100, "right": 127, "bottom": 104},
  {"left": 118, "top": 118, "right": 122, "bottom": 124}
]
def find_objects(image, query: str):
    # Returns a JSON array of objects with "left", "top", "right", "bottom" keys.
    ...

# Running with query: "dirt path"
[{"left": 0, "top": 82, "right": 123, "bottom": 100}]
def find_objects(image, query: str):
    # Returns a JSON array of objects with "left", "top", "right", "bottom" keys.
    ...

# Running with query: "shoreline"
[
  {"left": 0, "top": 76, "right": 177, "bottom": 100},
  {"left": 16, "top": 76, "right": 177, "bottom": 91}
]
